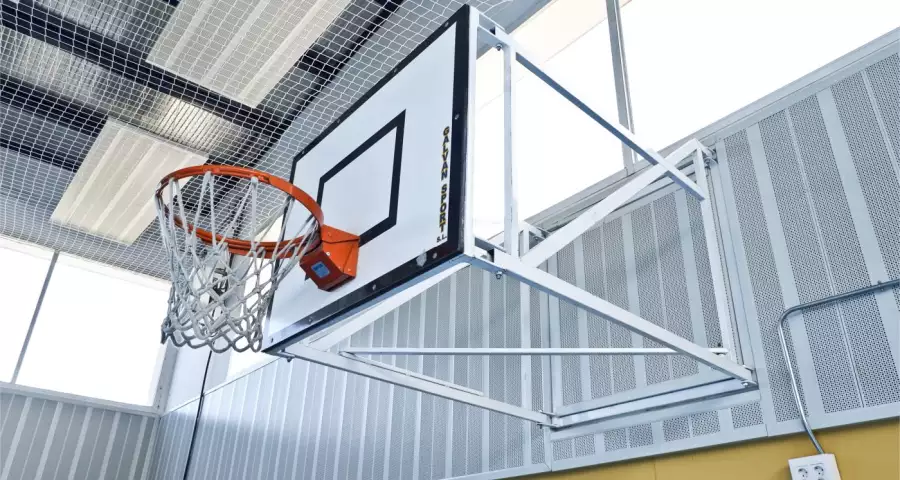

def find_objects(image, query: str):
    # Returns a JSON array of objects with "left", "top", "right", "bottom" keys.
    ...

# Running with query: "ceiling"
[{"left": 0, "top": 0, "right": 548, "bottom": 278}]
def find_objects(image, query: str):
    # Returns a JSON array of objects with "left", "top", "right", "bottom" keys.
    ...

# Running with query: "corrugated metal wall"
[
  {"left": 0, "top": 392, "right": 157, "bottom": 480},
  {"left": 145, "top": 42, "right": 900, "bottom": 479},
  {"left": 145, "top": 402, "right": 197, "bottom": 480},
  {"left": 149, "top": 268, "right": 552, "bottom": 480}
]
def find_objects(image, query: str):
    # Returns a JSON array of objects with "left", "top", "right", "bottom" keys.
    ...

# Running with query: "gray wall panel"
[
  {"left": 50, "top": 403, "right": 86, "bottom": 480},
  {"left": 0, "top": 392, "right": 155, "bottom": 480},
  {"left": 7, "top": 398, "right": 48, "bottom": 478},
  {"left": 718, "top": 52, "right": 900, "bottom": 435}
]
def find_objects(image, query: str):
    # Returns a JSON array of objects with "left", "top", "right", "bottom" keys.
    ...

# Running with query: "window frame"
[
  {"left": 0, "top": 237, "right": 55, "bottom": 384},
  {"left": 0, "top": 236, "right": 176, "bottom": 414}
]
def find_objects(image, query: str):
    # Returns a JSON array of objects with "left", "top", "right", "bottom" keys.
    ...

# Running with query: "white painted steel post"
[
  {"left": 501, "top": 35, "right": 520, "bottom": 257},
  {"left": 519, "top": 225, "right": 533, "bottom": 460},
  {"left": 692, "top": 149, "right": 737, "bottom": 361}
]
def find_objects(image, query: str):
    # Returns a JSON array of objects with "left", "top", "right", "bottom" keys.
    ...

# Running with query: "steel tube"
[
  {"left": 342, "top": 347, "right": 729, "bottom": 356},
  {"left": 778, "top": 278, "right": 900, "bottom": 454},
  {"left": 11, "top": 250, "right": 58, "bottom": 383},
  {"left": 605, "top": 0, "right": 636, "bottom": 174}
]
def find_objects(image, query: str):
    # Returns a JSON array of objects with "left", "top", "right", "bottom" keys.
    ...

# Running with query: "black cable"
[{"left": 181, "top": 350, "right": 213, "bottom": 480}]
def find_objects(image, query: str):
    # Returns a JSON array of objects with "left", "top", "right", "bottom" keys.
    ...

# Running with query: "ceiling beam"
[
  {"left": 0, "top": 137, "right": 82, "bottom": 172},
  {"left": 0, "top": 73, "right": 105, "bottom": 171},
  {"left": 1, "top": 0, "right": 287, "bottom": 137},
  {"left": 0, "top": 73, "right": 107, "bottom": 137}
]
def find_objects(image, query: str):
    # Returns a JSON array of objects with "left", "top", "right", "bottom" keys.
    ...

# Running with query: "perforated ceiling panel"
[
  {"left": 146, "top": 0, "right": 351, "bottom": 106},
  {"left": 0, "top": 0, "right": 528, "bottom": 278}
]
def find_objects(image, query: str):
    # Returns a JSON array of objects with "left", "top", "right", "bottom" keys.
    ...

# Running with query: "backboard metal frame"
[
  {"left": 263, "top": 8, "right": 473, "bottom": 351},
  {"left": 276, "top": 5, "right": 756, "bottom": 430}
]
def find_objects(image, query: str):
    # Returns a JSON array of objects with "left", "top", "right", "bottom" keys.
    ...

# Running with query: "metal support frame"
[
  {"left": 340, "top": 352, "right": 486, "bottom": 397},
  {"left": 500, "top": 29, "right": 520, "bottom": 258},
  {"left": 692, "top": 147, "right": 738, "bottom": 360},
  {"left": 11, "top": 250, "right": 58, "bottom": 383},
  {"left": 303, "top": 261, "right": 469, "bottom": 351},
  {"left": 282, "top": 343, "right": 551, "bottom": 425},
  {"left": 551, "top": 379, "right": 756, "bottom": 436},
  {"left": 278, "top": 7, "right": 755, "bottom": 429},
  {"left": 478, "top": 251, "right": 753, "bottom": 382},
  {"left": 605, "top": 0, "right": 637, "bottom": 174}
]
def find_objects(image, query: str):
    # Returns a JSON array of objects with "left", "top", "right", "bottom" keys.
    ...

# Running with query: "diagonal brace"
[
  {"left": 513, "top": 53, "right": 703, "bottom": 200},
  {"left": 522, "top": 163, "right": 667, "bottom": 267},
  {"left": 523, "top": 141, "right": 709, "bottom": 267},
  {"left": 479, "top": 251, "right": 755, "bottom": 384}
]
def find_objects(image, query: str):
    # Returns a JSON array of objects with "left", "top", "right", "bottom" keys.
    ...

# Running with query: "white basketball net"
[{"left": 155, "top": 171, "right": 320, "bottom": 353}]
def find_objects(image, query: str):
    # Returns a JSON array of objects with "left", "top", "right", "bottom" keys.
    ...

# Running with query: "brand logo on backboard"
[{"left": 436, "top": 125, "right": 450, "bottom": 242}]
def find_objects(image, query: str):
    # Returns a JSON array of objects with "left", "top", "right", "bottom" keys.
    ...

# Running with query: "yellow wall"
[{"left": 534, "top": 420, "right": 899, "bottom": 480}]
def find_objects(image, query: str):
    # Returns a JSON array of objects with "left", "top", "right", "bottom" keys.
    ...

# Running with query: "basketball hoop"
[{"left": 154, "top": 165, "right": 359, "bottom": 353}]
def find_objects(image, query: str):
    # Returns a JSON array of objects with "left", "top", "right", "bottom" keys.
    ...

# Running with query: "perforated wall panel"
[
  {"left": 717, "top": 52, "right": 900, "bottom": 431},
  {"left": 552, "top": 401, "right": 766, "bottom": 465},
  {"left": 544, "top": 185, "right": 730, "bottom": 412}
]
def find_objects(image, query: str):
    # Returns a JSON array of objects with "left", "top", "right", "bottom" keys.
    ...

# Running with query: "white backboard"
[{"left": 264, "top": 9, "right": 472, "bottom": 351}]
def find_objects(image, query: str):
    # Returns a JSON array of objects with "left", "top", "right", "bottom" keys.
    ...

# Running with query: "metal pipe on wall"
[{"left": 778, "top": 278, "right": 900, "bottom": 454}]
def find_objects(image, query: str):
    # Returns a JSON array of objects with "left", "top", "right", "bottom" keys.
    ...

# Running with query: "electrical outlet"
[{"left": 789, "top": 453, "right": 842, "bottom": 480}]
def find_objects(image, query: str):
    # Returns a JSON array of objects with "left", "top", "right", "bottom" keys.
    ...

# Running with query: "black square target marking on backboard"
[
  {"left": 315, "top": 111, "right": 405, "bottom": 247},
  {"left": 264, "top": 6, "right": 472, "bottom": 352}
]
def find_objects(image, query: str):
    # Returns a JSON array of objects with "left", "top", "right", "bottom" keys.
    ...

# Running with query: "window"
[
  {"left": 622, "top": 0, "right": 900, "bottom": 149},
  {"left": 0, "top": 237, "right": 53, "bottom": 382},
  {"left": 472, "top": 0, "right": 626, "bottom": 238},
  {"left": 17, "top": 254, "right": 170, "bottom": 405}
]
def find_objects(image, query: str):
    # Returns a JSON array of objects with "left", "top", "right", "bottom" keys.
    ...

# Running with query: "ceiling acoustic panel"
[
  {"left": 51, "top": 120, "right": 207, "bottom": 245},
  {"left": 146, "top": 0, "right": 351, "bottom": 107}
]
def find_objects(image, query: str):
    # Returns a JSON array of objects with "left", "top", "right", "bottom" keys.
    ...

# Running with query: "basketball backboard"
[{"left": 263, "top": 8, "right": 474, "bottom": 351}]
